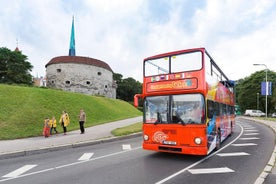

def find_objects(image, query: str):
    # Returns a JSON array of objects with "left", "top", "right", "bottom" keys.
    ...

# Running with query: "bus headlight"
[
  {"left": 194, "top": 137, "right": 202, "bottom": 145},
  {"left": 144, "top": 134, "right": 149, "bottom": 141}
]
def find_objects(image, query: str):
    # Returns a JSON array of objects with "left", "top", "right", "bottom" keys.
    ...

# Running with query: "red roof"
[{"left": 45, "top": 56, "right": 113, "bottom": 72}]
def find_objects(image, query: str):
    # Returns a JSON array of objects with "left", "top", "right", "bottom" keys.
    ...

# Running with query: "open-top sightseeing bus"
[{"left": 134, "top": 47, "right": 235, "bottom": 155}]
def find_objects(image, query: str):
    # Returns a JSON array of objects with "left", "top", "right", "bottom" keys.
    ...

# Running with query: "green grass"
[
  {"left": 248, "top": 116, "right": 276, "bottom": 122},
  {"left": 111, "top": 122, "right": 142, "bottom": 136},
  {"left": 265, "top": 118, "right": 276, "bottom": 122},
  {"left": 0, "top": 84, "right": 141, "bottom": 140}
]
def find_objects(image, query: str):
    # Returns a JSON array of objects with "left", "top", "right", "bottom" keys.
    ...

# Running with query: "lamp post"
[
  {"left": 257, "top": 92, "right": 259, "bottom": 110},
  {"left": 253, "top": 64, "right": 268, "bottom": 118}
]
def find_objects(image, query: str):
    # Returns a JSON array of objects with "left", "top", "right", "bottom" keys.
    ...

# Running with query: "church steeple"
[
  {"left": 69, "top": 16, "right": 76, "bottom": 56},
  {"left": 15, "top": 39, "right": 20, "bottom": 52}
]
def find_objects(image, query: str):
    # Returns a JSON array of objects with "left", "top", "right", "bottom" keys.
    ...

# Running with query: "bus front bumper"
[{"left": 143, "top": 143, "right": 208, "bottom": 155}]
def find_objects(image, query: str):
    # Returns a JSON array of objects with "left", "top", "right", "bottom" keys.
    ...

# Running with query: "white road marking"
[
  {"left": 122, "top": 144, "right": 131, "bottom": 150},
  {"left": 243, "top": 126, "right": 255, "bottom": 129},
  {"left": 2, "top": 165, "right": 37, "bottom": 178},
  {"left": 244, "top": 127, "right": 256, "bottom": 130},
  {"left": 0, "top": 146, "right": 141, "bottom": 183},
  {"left": 244, "top": 133, "right": 259, "bottom": 136},
  {"left": 240, "top": 137, "right": 260, "bottom": 140},
  {"left": 232, "top": 143, "right": 257, "bottom": 146},
  {"left": 188, "top": 167, "right": 235, "bottom": 174},
  {"left": 155, "top": 124, "right": 244, "bottom": 184},
  {"left": 78, "top": 153, "right": 94, "bottom": 161},
  {"left": 217, "top": 152, "right": 250, "bottom": 157},
  {"left": 244, "top": 129, "right": 258, "bottom": 132}
]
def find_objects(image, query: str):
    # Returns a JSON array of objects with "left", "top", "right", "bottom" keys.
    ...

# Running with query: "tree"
[
  {"left": 235, "top": 70, "right": 276, "bottom": 114},
  {"left": 0, "top": 47, "right": 33, "bottom": 85},
  {"left": 113, "top": 73, "right": 142, "bottom": 102},
  {"left": 113, "top": 73, "right": 123, "bottom": 84}
]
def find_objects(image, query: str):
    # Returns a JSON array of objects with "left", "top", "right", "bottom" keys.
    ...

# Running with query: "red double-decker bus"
[{"left": 134, "top": 47, "right": 235, "bottom": 155}]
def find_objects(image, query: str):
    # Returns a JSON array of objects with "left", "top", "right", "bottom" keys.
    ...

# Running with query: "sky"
[{"left": 1, "top": 0, "right": 276, "bottom": 82}]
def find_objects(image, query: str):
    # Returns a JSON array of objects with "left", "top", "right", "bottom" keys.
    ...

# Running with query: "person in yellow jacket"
[
  {"left": 59, "top": 111, "right": 70, "bottom": 135},
  {"left": 50, "top": 116, "right": 58, "bottom": 135}
]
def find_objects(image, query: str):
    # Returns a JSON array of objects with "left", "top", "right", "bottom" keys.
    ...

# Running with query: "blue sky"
[{"left": 1, "top": 0, "right": 276, "bottom": 82}]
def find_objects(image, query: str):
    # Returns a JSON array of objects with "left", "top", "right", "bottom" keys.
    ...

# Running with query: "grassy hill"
[{"left": 0, "top": 84, "right": 142, "bottom": 140}]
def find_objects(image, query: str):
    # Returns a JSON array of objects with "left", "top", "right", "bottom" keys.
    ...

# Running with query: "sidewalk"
[
  {"left": 0, "top": 116, "right": 142, "bottom": 159},
  {"left": 238, "top": 116, "right": 276, "bottom": 184}
]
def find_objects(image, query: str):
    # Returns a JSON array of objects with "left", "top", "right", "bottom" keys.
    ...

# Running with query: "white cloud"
[{"left": 0, "top": 0, "right": 275, "bottom": 82}]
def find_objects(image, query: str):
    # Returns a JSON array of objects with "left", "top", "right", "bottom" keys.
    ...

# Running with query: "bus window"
[
  {"left": 145, "top": 58, "right": 169, "bottom": 77},
  {"left": 171, "top": 94, "right": 205, "bottom": 124},
  {"left": 214, "top": 102, "right": 220, "bottom": 116},
  {"left": 171, "top": 51, "right": 202, "bottom": 73},
  {"left": 144, "top": 94, "right": 205, "bottom": 124},
  {"left": 222, "top": 104, "right": 227, "bottom": 115},
  {"left": 144, "top": 96, "right": 169, "bottom": 124},
  {"left": 207, "top": 100, "right": 214, "bottom": 119}
]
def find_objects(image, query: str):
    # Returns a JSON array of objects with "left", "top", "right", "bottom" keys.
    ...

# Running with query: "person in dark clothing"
[{"left": 78, "top": 108, "right": 86, "bottom": 134}]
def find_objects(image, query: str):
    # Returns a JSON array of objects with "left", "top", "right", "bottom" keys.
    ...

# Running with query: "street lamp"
[
  {"left": 253, "top": 64, "right": 268, "bottom": 118},
  {"left": 257, "top": 92, "right": 259, "bottom": 110}
]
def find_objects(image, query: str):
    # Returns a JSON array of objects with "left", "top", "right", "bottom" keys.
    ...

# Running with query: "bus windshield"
[
  {"left": 144, "top": 94, "right": 205, "bottom": 124},
  {"left": 144, "top": 51, "right": 202, "bottom": 77}
]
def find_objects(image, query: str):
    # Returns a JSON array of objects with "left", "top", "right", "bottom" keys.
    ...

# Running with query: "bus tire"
[
  {"left": 229, "top": 122, "right": 233, "bottom": 136},
  {"left": 215, "top": 130, "right": 221, "bottom": 150}
]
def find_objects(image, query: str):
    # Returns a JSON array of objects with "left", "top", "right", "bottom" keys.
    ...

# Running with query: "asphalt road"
[{"left": 0, "top": 119, "right": 274, "bottom": 184}]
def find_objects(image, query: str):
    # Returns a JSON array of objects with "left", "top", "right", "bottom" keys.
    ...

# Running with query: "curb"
[{"left": 0, "top": 132, "right": 142, "bottom": 160}]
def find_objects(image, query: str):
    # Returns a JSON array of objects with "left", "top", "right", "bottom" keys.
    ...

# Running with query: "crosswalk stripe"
[
  {"left": 232, "top": 143, "right": 257, "bottom": 146},
  {"left": 188, "top": 167, "right": 235, "bottom": 174},
  {"left": 244, "top": 127, "right": 257, "bottom": 129},
  {"left": 244, "top": 130, "right": 258, "bottom": 132},
  {"left": 243, "top": 126, "right": 255, "bottom": 129},
  {"left": 78, "top": 153, "right": 94, "bottom": 161},
  {"left": 244, "top": 133, "right": 259, "bottom": 136},
  {"left": 240, "top": 137, "right": 259, "bottom": 140},
  {"left": 217, "top": 152, "right": 250, "bottom": 157},
  {"left": 3, "top": 165, "right": 37, "bottom": 178}
]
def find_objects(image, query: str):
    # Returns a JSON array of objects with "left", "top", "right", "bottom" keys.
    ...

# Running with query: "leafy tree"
[
  {"left": 113, "top": 73, "right": 123, "bottom": 84},
  {"left": 235, "top": 70, "right": 276, "bottom": 114},
  {"left": 0, "top": 47, "right": 33, "bottom": 85},
  {"left": 113, "top": 73, "right": 142, "bottom": 102}
]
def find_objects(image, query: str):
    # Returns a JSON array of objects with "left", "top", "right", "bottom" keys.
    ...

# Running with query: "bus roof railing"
[{"left": 205, "top": 49, "right": 230, "bottom": 82}]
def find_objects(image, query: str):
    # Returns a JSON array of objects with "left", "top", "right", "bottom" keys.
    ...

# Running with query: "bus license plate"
[{"left": 163, "top": 141, "right": 177, "bottom": 145}]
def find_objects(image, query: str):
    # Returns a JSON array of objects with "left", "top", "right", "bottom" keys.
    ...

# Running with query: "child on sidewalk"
[
  {"left": 50, "top": 116, "right": 58, "bottom": 135},
  {"left": 43, "top": 118, "right": 51, "bottom": 138}
]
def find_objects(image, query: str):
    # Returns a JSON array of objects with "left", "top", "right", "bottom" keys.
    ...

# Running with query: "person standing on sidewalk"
[
  {"left": 59, "top": 111, "right": 70, "bottom": 135},
  {"left": 78, "top": 108, "right": 86, "bottom": 134},
  {"left": 50, "top": 116, "right": 58, "bottom": 135},
  {"left": 43, "top": 118, "right": 51, "bottom": 138}
]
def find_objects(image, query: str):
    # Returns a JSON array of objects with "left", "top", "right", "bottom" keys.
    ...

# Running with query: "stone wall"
[{"left": 46, "top": 63, "right": 116, "bottom": 98}]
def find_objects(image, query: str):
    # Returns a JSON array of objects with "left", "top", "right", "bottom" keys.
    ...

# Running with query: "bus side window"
[
  {"left": 207, "top": 100, "right": 214, "bottom": 119},
  {"left": 214, "top": 102, "right": 220, "bottom": 116}
]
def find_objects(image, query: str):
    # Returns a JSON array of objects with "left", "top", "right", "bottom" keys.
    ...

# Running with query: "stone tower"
[{"left": 45, "top": 17, "right": 117, "bottom": 98}]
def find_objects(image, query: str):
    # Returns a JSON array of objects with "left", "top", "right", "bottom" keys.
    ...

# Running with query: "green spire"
[{"left": 69, "top": 16, "right": 76, "bottom": 56}]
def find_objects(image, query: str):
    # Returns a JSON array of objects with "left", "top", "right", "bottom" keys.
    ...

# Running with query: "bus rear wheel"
[
  {"left": 229, "top": 122, "right": 233, "bottom": 136},
  {"left": 215, "top": 130, "right": 221, "bottom": 150}
]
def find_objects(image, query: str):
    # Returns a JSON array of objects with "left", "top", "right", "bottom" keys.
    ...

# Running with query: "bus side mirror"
[{"left": 134, "top": 94, "right": 141, "bottom": 108}]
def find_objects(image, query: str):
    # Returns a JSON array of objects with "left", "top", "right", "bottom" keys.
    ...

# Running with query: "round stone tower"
[
  {"left": 45, "top": 56, "right": 116, "bottom": 98},
  {"left": 45, "top": 17, "right": 116, "bottom": 98}
]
